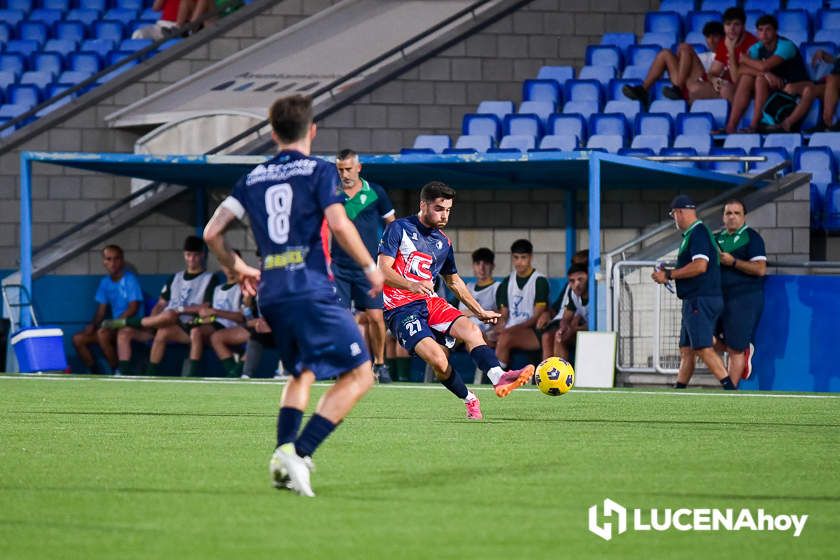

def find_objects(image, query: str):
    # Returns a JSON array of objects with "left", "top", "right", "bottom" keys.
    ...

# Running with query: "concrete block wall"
[{"left": 0, "top": 0, "right": 340, "bottom": 274}]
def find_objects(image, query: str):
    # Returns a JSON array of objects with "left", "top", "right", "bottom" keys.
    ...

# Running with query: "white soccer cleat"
[{"left": 270, "top": 444, "right": 315, "bottom": 497}]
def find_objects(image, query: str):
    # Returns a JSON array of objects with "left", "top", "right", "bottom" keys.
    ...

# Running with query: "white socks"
[
  {"left": 464, "top": 391, "right": 478, "bottom": 402},
  {"left": 487, "top": 366, "right": 504, "bottom": 385}
]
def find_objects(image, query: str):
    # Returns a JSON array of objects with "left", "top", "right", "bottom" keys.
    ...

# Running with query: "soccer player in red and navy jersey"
[{"left": 378, "top": 181, "right": 535, "bottom": 420}]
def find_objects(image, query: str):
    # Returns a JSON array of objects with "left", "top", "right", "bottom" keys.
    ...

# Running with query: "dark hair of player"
[
  {"left": 702, "top": 21, "right": 724, "bottom": 37},
  {"left": 269, "top": 94, "right": 314, "bottom": 143},
  {"left": 472, "top": 247, "right": 495, "bottom": 264},
  {"left": 510, "top": 239, "right": 533, "bottom": 254},
  {"left": 102, "top": 244, "right": 123, "bottom": 257},
  {"left": 722, "top": 7, "right": 746, "bottom": 24},
  {"left": 755, "top": 14, "right": 778, "bottom": 30},
  {"left": 420, "top": 181, "right": 456, "bottom": 203}
]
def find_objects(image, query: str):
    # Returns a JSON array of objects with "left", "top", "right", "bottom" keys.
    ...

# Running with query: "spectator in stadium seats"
[
  {"left": 551, "top": 263, "right": 589, "bottom": 361},
  {"left": 683, "top": 8, "right": 758, "bottom": 106},
  {"left": 457, "top": 248, "right": 500, "bottom": 347},
  {"left": 332, "top": 148, "right": 396, "bottom": 383},
  {"left": 71, "top": 244, "right": 143, "bottom": 374},
  {"left": 623, "top": 21, "right": 724, "bottom": 105},
  {"left": 714, "top": 199, "right": 766, "bottom": 387},
  {"left": 535, "top": 249, "right": 588, "bottom": 361},
  {"left": 132, "top": 0, "right": 190, "bottom": 40},
  {"left": 105, "top": 235, "right": 218, "bottom": 375},
  {"left": 651, "top": 195, "right": 735, "bottom": 390},
  {"left": 803, "top": 49, "right": 840, "bottom": 133},
  {"left": 724, "top": 14, "right": 810, "bottom": 133},
  {"left": 493, "top": 239, "right": 550, "bottom": 368}
]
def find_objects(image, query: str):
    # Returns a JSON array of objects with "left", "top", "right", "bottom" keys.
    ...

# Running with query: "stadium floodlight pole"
[
  {"left": 19, "top": 151, "right": 32, "bottom": 329},
  {"left": 587, "top": 152, "right": 601, "bottom": 331}
]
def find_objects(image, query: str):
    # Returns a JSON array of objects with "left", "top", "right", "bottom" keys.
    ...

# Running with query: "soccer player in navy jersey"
[
  {"left": 203, "top": 94, "right": 385, "bottom": 498},
  {"left": 378, "top": 181, "right": 535, "bottom": 420}
]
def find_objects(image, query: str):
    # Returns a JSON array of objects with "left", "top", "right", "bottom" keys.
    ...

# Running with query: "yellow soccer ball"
[{"left": 535, "top": 357, "right": 575, "bottom": 396}]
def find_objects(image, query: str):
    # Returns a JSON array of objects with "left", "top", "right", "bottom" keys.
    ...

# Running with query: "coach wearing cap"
[{"left": 651, "top": 195, "right": 735, "bottom": 390}]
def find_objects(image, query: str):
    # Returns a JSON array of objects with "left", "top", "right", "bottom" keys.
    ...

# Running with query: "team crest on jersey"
[
  {"left": 436, "top": 240, "right": 443, "bottom": 249},
  {"left": 405, "top": 251, "right": 433, "bottom": 281}
]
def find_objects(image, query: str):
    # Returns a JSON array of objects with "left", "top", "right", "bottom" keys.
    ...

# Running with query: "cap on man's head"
[
  {"left": 183, "top": 235, "right": 206, "bottom": 253},
  {"left": 670, "top": 195, "right": 696, "bottom": 210}
]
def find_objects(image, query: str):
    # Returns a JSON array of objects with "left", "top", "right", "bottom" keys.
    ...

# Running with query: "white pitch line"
[{"left": 1, "top": 374, "right": 839, "bottom": 399}]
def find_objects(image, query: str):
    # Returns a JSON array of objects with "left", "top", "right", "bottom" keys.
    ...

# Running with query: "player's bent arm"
[
  {"left": 91, "top": 303, "right": 108, "bottom": 328},
  {"left": 119, "top": 301, "right": 140, "bottom": 320},
  {"left": 209, "top": 308, "right": 245, "bottom": 323},
  {"left": 671, "top": 257, "right": 708, "bottom": 280},
  {"left": 203, "top": 205, "right": 239, "bottom": 269},
  {"left": 442, "top": 273, "right": 484, "bottom": 316}
]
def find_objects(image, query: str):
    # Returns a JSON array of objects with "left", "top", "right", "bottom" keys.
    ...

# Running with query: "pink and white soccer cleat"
[
  {"left": 494, "top": 365, "right": 535, "bottom": 398},
  {"left": 465, "top": 397, "right": 483, "bottom": 420}
]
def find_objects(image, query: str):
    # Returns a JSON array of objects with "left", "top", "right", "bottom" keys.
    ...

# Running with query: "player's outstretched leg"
[
  {"left": 450, "top": 318, "right": 534, "bottom": 398},
  {"left": 414, "top": 338, "right": 482, "bottom": 420},
  {"left": 270, "top": 371, "right": 314, "bottom": 491}
]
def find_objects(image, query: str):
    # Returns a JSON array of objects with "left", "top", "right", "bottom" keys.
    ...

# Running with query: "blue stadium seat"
[
  {"left": 586, "top": 45, "right": 623, "bottom": 69},
  {"left": 503, "top": 113, "right": 542, "bottom": 137},
  {"left": 35, "top": 92, "right": 74, "bottom": 118},
  {"left": 474, "top": 101, "right": 513, "bottom": 119},
  {"left": 743, "top": 0, "right": 780, "bottom": 12},
  {"left": 700, "top": 0, "right": 732, "bottom": 11},
  {"left": 781, "top": 29, "right": 809, "bottom": 46},
  {"left": 777, "top": 10, "right": 811, "bottom": 40},
  {"left": 399, "top": 148, "right": 435, "bottom": 155},
  {"left": 539, "top": 134, "right": 578, "bottom": 151},
  {"left": 29, "top": 9, "right": 64, "bottom": 27},
  {"left": 621, "top": 65, "right": 649, "bottom": 81},
  {"left": 0, "top": 22, "right": 10, "bottom": 45},
  {"left": 79, "top": 0, "right": 107, "bottom": 10},
  {"left": 627, "top": 44, "right": 661, "bottom": 67},
  {"left": 441, "top": 148, "right": 477, "bottom": 155},
  {"left": 674, "top": 133, "right": 712, "bottom": 155},
  {"left": 814, "top": 28, "right": 840, "bottom": 43},
  {"left": 20, "top": 71, "right": 53, "bottom": 92},
  {"left": 807, "top": 132, "right": 840, "bottom": 163},
  {"left": 763, "top": 133, "right": 803, "bottom": 157},
  {"left": 651, "top": 80, "right": 680, "bottom": 101},
  {"left": 660, "top": 146, "right": 699, "bottom": 167},
  {"left": 17, "top": 22, "right": 49, "bottom": 46},
  {"left": 619, "top": 147, "right": 657, "bottom": 157},
  {"left": 649, "top": 99, "right": 687, "bottom": 119},
  {"left": 42, "top": 0, "right": 70, "bottom": 10},
  {"left": 103, "top": 8, "right": 138, "bottom": 26},
  {"left": 523, "top": 79, "right": 562, "bottom": 104},
  {"left": 708, "top": 147, "right": 748, "bottom": 175},
  {"left": 684, "top": 31, "right": 706, "bottom": 45},
  {"left": 636, "top": 112, "right": 675, "bottom": 140},
  {"left": 32, "top": 52, "right": 64, "bottom": 76},
  {"left": 578, "top": 65, "right": 615, "bottom": 87},
  {"left": 819, "top": 9, "right": 840, "bottom": 30},
  {"left": 746, "top": 10, "right": 763, "bottom": 33},
  {"left": 738, "top": 100, "right": 757, "bottom": 129},
  {"left": 462, "top": 113, "right": 502, "bottom": 141},
  {"left": 4, "top": 40, "right": 40, "bottom": 59},
  {"left": 823, "top": 183, "right": 840, "bottom": 230},
  {"left": 660, "top": 0, "right": 696, "bottom": 16},
  {"left": 115, "top": 0, "right": 144, "bottom": 9},
  {"left": 589, "top": 113, "right": 628, "bottom": 138},
  {"left": 676, "top": 112, "right": 714, "bottom": 135},
  {"left": 140, "top": 8, "right": 161, "bottom": 21},
  {"left": 586, "top": 134, "right": 624, "bottom": 153},
  {"left": 645, "top": 12, "right": 683, "bottom": 36},
  {"left": 518, "top": 100, "right": 554, "bottom": 126},
  {"left": 690, "top": 99, "right": 729, "bottom": 130},
  {"left": 604, "top": 99, "right": 641, "bottom": 123},
  {"left": 0, "top": 71, "right": 16, "bottom": 92},
  {"left": 0, "top": 54, "right": 26, "bottom": 77},
  {"left": 67, "top": 8, "right": 102, "bottom": 28},
  {"left": 608, "top": 78, "right": 642, "bottom": 102},
  {"left": 93, "top": 20, "right": 125, "bottom": 42},
  {"left": 562, "top": 100, "right": 599, "bottom": 120},
  {"left": 794, "top": 145, "right": 835, "bottom": 183},
  {"left": 54, "top": 22, "right": 86, "bottom": 44},
  {"left": 69, "top": 52, "right": 102, "bottom": 74},
  {"left": 498, "top": 134, "right": 536, "bottom": 152},
  {"left": 548, "top": 113, "right": 587, "bottom": 143},
  {"left": 790, "top": 0, "right": 824, "bottom": 17},
  {"left": 600, "top": 32, "right": 635, "bottom": 56},
  {"left": 80, "top": 38, "right": 114, "bottom": 59},
  {"left": 536, "top": 65, "right": 574, "bottom": 85},
  {"left": 750, "top": 146, "right": 790, "bottom": 174},
  {"left": 43, "top": 39, "right": 77, "bottom": 58},
  {"left": 724, "top": 133, "right": 762, "bottom": 152},
  {"left": 118, "top": 38, "right": 154, "bottom": 54},
  {"left": 454, "top": 134, "right": 493, "bottom": 152},
  {"left": 630, "top": 134, "right": 669, "bottom": 153},
  {"left": 639, "top": 32, "right": 677, "bottom": 50},
  {"left": 7, "top": 84, "right": 41, "bottom": 106},
  {"left": 564, "top": 79, "right": 603, "bottom": 106},
  {"left": 687, "top": 11, "right": 718, "bottom": 34},
  {"left": 412, "top": 135, "right": 450, "bottom": 153},
  {"left": 56, "top": 70, "right": 93, "bottom": 86},
  {"left": 0, "top": 103, "right": 32, "bottom": 120},
  {"left": 0, "top": 10, "right": 25, "bottom": 28},
  {"left": 4, "top": 0, "right": 32, "bottom": 12}
]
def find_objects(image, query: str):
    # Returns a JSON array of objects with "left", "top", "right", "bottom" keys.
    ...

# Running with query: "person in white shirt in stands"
[
  {"left": 623, "top": 20, "right": 725, "bottom": 104},
  {"left": 457, "top": 248, "right": 500, "bottom": 347}
]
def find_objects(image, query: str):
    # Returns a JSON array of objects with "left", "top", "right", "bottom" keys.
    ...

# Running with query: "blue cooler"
[{"left": 11, "top": 327, "right": 68, "bottom": 373}]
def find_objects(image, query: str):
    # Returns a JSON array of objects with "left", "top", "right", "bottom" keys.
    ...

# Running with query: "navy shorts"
[
  {"left": 384, "top": 298, "right": 463, "bottom": 354},
  {"left": 260, "top": 293, "right": 370, "bottom": 380},
  {"left": 333, "top": 265, "right": 383, "bottom": 311},
  {"left": 716, "top": 290, "right": 764, "bottom": 352},
  {"left": 679, "top": 295, "right": 724, "bottom": 350}
]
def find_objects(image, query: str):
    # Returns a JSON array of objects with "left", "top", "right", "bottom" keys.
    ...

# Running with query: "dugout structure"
[{"left": 14, "top": 150, "right": 754, "bottom": 333}]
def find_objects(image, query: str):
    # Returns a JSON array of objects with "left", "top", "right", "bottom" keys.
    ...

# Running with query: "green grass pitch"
[{"left": 0, "top": 375, "right": 838, "bottom": 559}]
